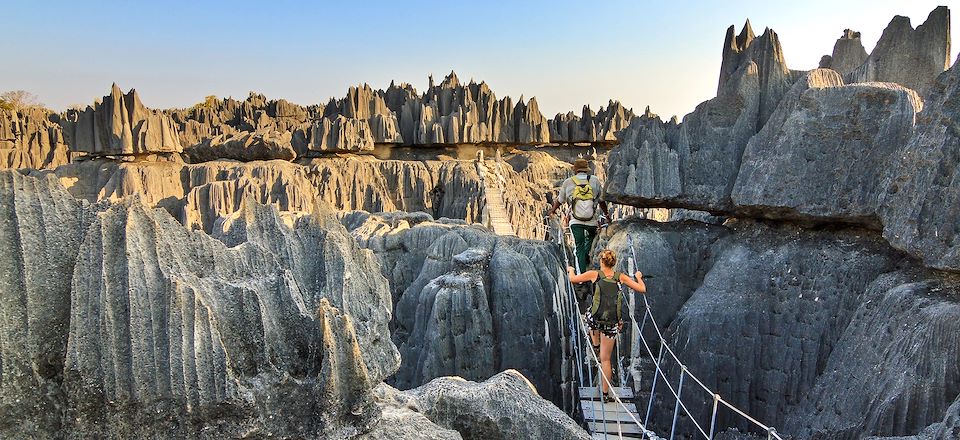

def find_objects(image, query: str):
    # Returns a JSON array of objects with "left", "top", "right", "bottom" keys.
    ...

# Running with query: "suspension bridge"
[
  {"left": 478, "top": 158, "right": 517, "bottom": 237},
  {"left": 552, "top": 220, "right": 786, "bottom": 440}
]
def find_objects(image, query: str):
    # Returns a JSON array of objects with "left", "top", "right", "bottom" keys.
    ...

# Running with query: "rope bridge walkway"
[
  {"left": 552, "top": 220, "right": 786, "bottom": 440},
  {"left": 477, "top": 159, "right": 516, "bottom": 236}
]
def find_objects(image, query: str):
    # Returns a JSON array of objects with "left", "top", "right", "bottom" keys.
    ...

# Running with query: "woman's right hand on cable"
[{"left": 635, "top": 271, "right": 643, "bottom": 280}]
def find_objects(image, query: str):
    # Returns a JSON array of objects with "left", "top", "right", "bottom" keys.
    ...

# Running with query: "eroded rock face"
[
  {"left": 45, "top": 151, "right": 563, "bottom": 241},
  {"left": 341, "top": 211, "right": 568, "bottom": 405},
  {"left": 549, "top": 101, "right": 636, "bottom": 143},
  {"left": 828, "top": 29, "right": 869, "bottom": 75},
  {"left": 46, "top": 156, "right": 487, "bottom": 234},
  {"left": 935, "top": 398, "right": 960, "bottom": 439},
  {"left": 846, "top": 6, "right": 951, "bottom": 93},
  {"left": 658, "top": 220, "right": 898, "bottom": 436},
  {"left": 409, "top": 370, "right": 590, "bottom": 440},
  {"left": 0, "top": 172, "right": 387, "bottom": 437},
  {"left": 0, "top": 171, "right": 586, "bottom": 438},
  {"left": 63, "top": 84, "right": 183, "bottom": 156},
  {"left": 607, "top": 7, "right": 950, "bottom": 221},
  {"left": 359, "top": 384, "right": 463, "bottom": 440},
  {"left": 0, "top": 108, "right": 70, "bottom": 169},
  {"left": 0, "top": 171, "right": 88, "bottom": 437},
  {"left": 606, "top": 24, "right": 801, "bottom": 213},
  {"left": 733, "top": 80, "right": 921, "bottom": 226},
  {"left": 880, "top": 58, "right": 960, "bottom": 272},
  {"left": 381, "top": 72, "right": 553, "bottom": 145},
  {"left": 603, "top": 113, "right": 682, "bottom": 208},
  {"left": 62, "top": 197, "right": 397, "bottom": 438},
  {"left": 719, "top": 23, "right": 797, "bottom": 128},
  {"left": 184, "top": 129, "right": 297, "bottom": 162},
  {"left": 783, "top": 270, "right": 960, "bottom": 439}
]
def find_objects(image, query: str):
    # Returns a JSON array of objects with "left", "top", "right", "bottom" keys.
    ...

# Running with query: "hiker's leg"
[
  {"left": 591, "top": 329, "right": 600, "bottom": 350},
  {"left": 570, "top": 224, "right": 589, "bottom": 273},
  {"left": 583, "top": 225, "right": 598, "bottom": 269},
  {"left": 599, "top": 333, "right": 615, "bottom": 394}
]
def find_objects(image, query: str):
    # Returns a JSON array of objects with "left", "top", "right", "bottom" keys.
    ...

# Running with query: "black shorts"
[{"left": 586, "top": 312, "right": 620, "bottom": 338}]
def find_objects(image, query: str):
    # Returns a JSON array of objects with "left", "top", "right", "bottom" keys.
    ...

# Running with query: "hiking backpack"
[
  {"left": 569, "top": 176, "right": 597, "bottom": 221},
  {"left": 591, "top": 271, "right": 622, "bottom": 324}
]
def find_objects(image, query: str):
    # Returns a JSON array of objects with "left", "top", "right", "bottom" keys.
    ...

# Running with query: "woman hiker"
[{"left": 567, "top": 249, "right": 646, "bottom": 402}]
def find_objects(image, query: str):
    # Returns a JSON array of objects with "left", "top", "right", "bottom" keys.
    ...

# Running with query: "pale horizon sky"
[{"left": 2, "top": 1, "right": 956, "bottom": 120}]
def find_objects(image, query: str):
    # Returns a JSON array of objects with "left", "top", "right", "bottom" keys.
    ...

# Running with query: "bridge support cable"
[
  {"left": 555, "top": 221, "right": 657, "bottom": 439},
  {"left": 620, "top": 233, "right": 786, "bottom": 440}
]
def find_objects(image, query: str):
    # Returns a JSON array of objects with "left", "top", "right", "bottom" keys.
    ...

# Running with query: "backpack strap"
[
  {"left": 614, "top": 272, "right": 622, "bottom": 322},
  {"left": 591, "top": 275, "right": 602, "bottom": 315}
]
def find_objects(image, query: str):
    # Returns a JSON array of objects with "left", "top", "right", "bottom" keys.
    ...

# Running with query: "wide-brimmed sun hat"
[{"left": 572, "top": 158, "right": 591, "bottom": 173}]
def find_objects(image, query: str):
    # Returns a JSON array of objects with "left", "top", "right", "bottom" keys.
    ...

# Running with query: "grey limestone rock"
[
  {"left": 676, "top": 58, "right": 760, "bottom": 211},
  {"left": 184, "top": 129, "right": 298, "bottom": 162},
  {"left": 0, "top": 171, "right": 403, "bottom": 438},
  {"left": 719, "top": 22, "right": 797, "bottom": 127},
  {"left": 733, "top": 79, "right": 921, "bottom": 227},
  {"left": 934, "top": 397, "right": 960, "bottom": 439},
  {"left": 603, "top": 113, "right": 682, "bottom": 208},
  {"left": 0, "top": 108, "right": 70, "bottom": 169},
  {"left": 879, "top": 56, "right": 960, "bottom": 272},
  {"left": 783, "top": 269, "right": 960, "bottom": 439},
  {"left": 62, "top": 195, "right": 396, "bottom": 438},
  {"left": 358, "top": 384, "right": 463, "bottom": 440},
  {"left": 829, "top": 29, "right": 869, "bottom": 75},
  {"left": 306, "top": 115, "right": 376, "bottom": 152},
  {"left": 342, "top": 213, "right": 570, "bottom": 407},
  {"left": 0, "top": 170, "right": 89, "bottom": 437},
  {"left": 658, "top": 220, "right": 898, "bottom": 436},
  {"left": 607, "top": 23, "right": 797, "bottom": 213},
  {"left": 64, "top": 84, "right": 183, "bottom": 156},
  {"left": 170, "top": 92, "right": 315, "bottom": 148},
  {"left": 549, "top": 100, "right": 636, "bottom": 143},
  {"left": 845, "top": 6, "right": 951, "bottom": 93},
  {"left": 381, "top": 72, "right": 551, "bottom": 145},
  {"left": 409, "top": 370, "right": 591, "bottom": 440},
  {"left": 46, "top": 154, "right": 504, "bottom": 236}
]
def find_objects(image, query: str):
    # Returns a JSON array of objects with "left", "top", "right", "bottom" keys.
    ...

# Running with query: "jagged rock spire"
[{"left": 844, "top": 5, "right": 951, "bottom": 92}]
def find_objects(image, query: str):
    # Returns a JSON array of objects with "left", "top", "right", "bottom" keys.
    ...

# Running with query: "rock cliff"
[
  {"left": 845, "top": 6, "right": 951, "bottom": 93},
  {"left": 340, "top": 211, "right": 575, "bottom": 409},
  {"left": 825, "top": 29, "right": 869, "bottom": 75},
  {"left": 63, "top": 84, "right": 183, "bottom": 156},
  {"left": 0, "top": 170, "right": 587, "bottom": 438},
  {"left": 549, "top": 101, "right": 636, "bottom": 144},
  {"left": 733, "top": 79, "right": 921, "bottom": 227},
  {"left": 0, "top": 107, "right": 70, "bottom": 169}
]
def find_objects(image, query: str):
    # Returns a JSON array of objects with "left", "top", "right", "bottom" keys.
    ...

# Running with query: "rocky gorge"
[{"left": 0, "top": 4, "right": 958, "bottom": 440}]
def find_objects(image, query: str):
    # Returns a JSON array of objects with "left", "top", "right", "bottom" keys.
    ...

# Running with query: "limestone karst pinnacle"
[
  {"left": 64, "top": 83, "right": 183, "bottom": 155},
  {"left": 844, "top": 5, "right": 951, "bottom": 91}
]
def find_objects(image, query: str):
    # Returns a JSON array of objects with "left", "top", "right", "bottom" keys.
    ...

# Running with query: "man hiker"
[{"left": 547, "top": 158, "right": 610, "bottom": 310}]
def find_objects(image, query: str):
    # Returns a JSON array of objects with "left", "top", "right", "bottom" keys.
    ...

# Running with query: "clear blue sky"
[{"left": 2, "top": 0, "right": 955, "bottom": 119}]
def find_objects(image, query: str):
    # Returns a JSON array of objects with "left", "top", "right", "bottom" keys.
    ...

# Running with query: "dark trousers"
[{"left": 570, "top": 224, "right": 598, "bottom": 273}]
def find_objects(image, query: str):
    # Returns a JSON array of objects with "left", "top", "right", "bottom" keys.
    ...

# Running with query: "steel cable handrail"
[
  {"left": 623, "top": 234, "right": 785, "bottom": 440},
  {"left": 555, "top": 221, "right": 658, "bottom": 439}
]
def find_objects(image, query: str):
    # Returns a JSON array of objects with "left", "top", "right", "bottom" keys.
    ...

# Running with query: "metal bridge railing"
[{"left": 554, "top": 219, "right": 786, "bottom": 440}]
